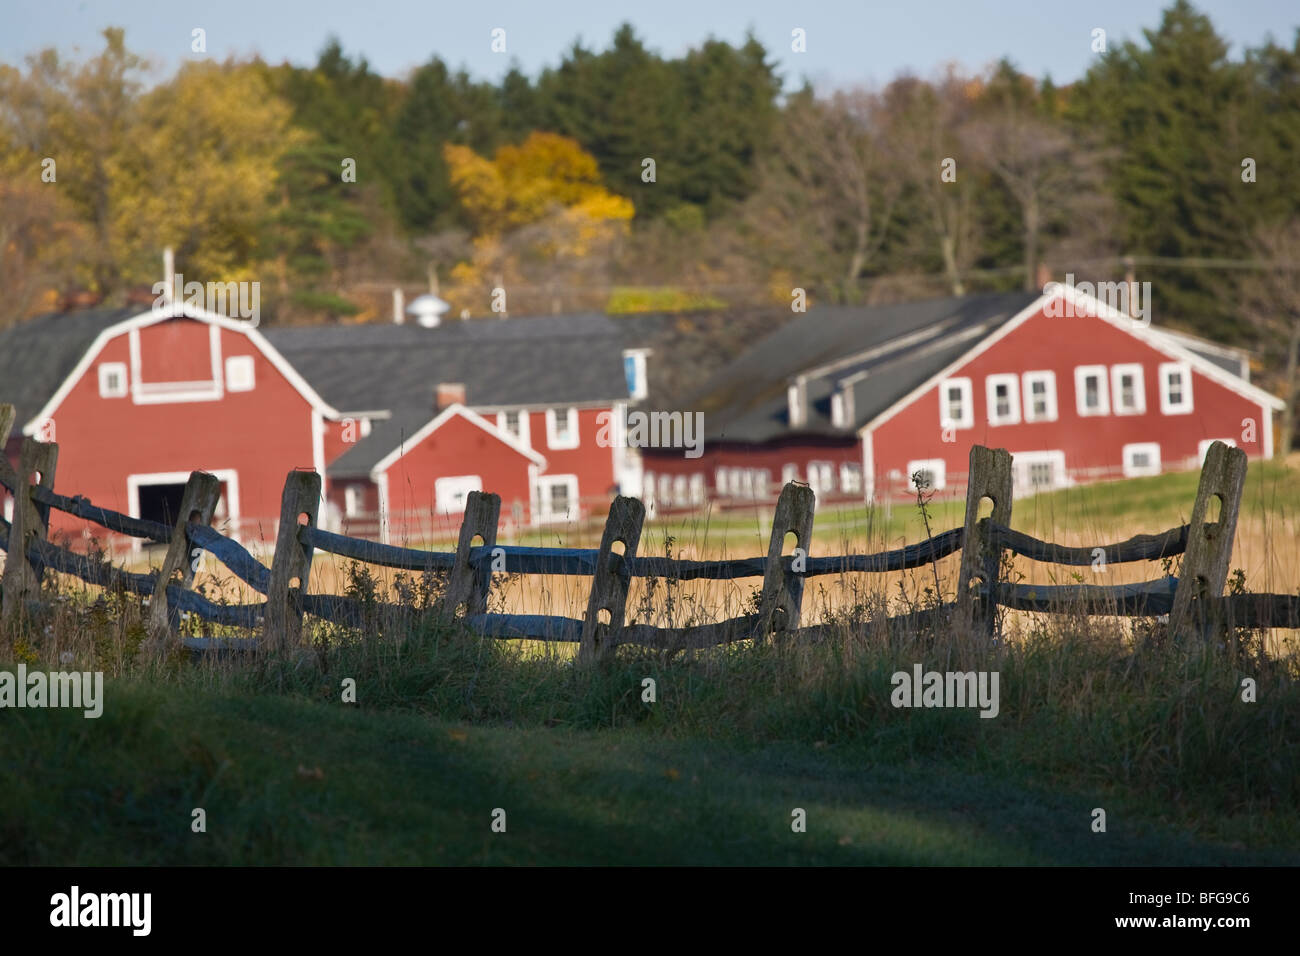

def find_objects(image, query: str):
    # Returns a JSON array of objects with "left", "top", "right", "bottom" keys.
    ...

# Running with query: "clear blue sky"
[{"left": 3, "top": 0, "right": 1297, "bottom": 90}]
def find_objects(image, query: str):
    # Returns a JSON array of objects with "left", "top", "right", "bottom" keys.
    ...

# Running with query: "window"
[
  {"left": 715, "top": 468, "right": 728, "bottom": 495},
  {"left": 1011, "top": 451, "right": 1066, "bottom": 495},
  {"left": 658, "top": 474, "right": 673, "bottom": 504},
  {"left": 344, "top": 486, "right": 362, "bottom": 518},
  {"left": 546, "top": 407, "right": 579, "bottom": 449},
  {"left": 689, "top": 474, "right": 705, "bottom": 504},
  {"left": 985, "top": 374, "right": 1021, "bottom": 426},
  {"left": 673, "top": 475, "right": 688, "bottom": 506},
  {"left": 497, "top": 410, "right": 530, "bottom": 446},
  {"left": 1198, "top": 438, "right": 1236, "bottom": 463},
  {"left": 623, "top": 350, "right": 648, "bottom": 400},
  {"left": 807, "top": 461, "right": 835, "bottom": 494},
  {"left": 906, "top": 458, "right": 946, "bottom": 492},
  {"left": 782, "top": 463, "right": 799, "bottom": 485},
  {"left": 831, "top": 388, "right": 855, "bottom": 429},
  {"left": 434, "top": 475, "right": 482, "bottom": 514},
  {"left": 753, "top": 469, "right": 771, "bottom": 499},
  {"left": 1122, "top": 443, "right": 1161, "bottom": 478},
  {"left": 1159, "top": 362, "right": 1193, "bottom": 415},
  {"left": 787, "top": 382, "right": 806, "bottom": 427},
  {"left": 642, "top": 471, "right": 656, "bottom": 505},
  {"left": 1075, "top": 365, "right": 1110, "bottom": 416},
  {"left": 225, "top": 355, "right": 255, "bottom": 392},
  {"left": 98, "top": 362, "right": 127, "bottom": 399},
  {"left": 537, "top": 475, "right": 579, "bottom": 523},
  {"left": 739, "top": 470, "right": 755, "bottom": 499},
  {"left": 840, "top": 462, "right": 863, "bottom": 495},
  {"left": 1022, "top": 371, "right": 1057, "bottom": 422},
  {"left": 938, "top": 377, "right": 974, "bottom": 429},
  {"left": 1110, "top": 364, "right": 1145, "bottom": 415}
]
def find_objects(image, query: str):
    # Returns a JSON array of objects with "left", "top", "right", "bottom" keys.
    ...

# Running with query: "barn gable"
[
  {"left": 860, "top": 287, "right": 1283, "bottom": 499},
  {"left": 11, "top": 302, "right": 343, "bottom": 436}
]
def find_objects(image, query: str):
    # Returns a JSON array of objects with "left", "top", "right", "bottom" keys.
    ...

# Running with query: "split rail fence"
[{"left": 3, "top": 401, "right": 1300, "bottom": 661}]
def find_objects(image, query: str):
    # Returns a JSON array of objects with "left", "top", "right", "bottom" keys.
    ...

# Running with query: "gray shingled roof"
[
  {"left": 687, "top": 293, "right": 1042, "bottom": 443},
  {"left": 0, "top": 308, "right": 137, "bottom": 427},
  {"left": 262, "top": 313, "right": 643, "bottom": 413}
]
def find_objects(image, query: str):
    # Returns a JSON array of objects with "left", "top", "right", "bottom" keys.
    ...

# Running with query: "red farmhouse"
[{"left": 640, "top": 286, "right": 1281, "bottom": 510}]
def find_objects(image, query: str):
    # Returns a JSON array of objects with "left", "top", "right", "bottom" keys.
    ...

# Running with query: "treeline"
[{"left": 1, "top": 2, "right": 1298, "bottom": 356}]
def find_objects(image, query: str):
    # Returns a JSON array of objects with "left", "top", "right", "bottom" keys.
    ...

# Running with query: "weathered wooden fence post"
[
  {"left": 0, "top": 403, "right": 15, "bottom": 501},
  {"left": 1, "top": 437, "right": 59, "bottom": 622},
  {"left": 444, "top": 491, "right": 501, "bottom": 619},
  {"left": 955, "top": 445, "right": 1013, "bottom": 638},
  {"left": 0, "top": 404, "right": 14, "bottom": 461},
  {"left": 578, "top": 495, "right": 645, "bottom": 663},
  {"left": 264, "top": 469, "right": 321, "bottom": 653},
  {"left": 144, "top": 471, "right": 222, "bottom": 647},
  {"left": 755, "top": 482, "right": 816, "bottom": 641},
  {"left": 1169, "top": 440, "right": 1247, "bottom": 643}
]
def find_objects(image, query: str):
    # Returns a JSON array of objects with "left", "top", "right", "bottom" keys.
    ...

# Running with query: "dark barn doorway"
[{"left": 138, "top": 482, "right": 187, "bottom": 529}]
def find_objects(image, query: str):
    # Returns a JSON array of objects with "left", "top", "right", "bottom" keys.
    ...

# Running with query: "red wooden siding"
[
  {"left": 379, "top": 412, "right": 538, "bottom": 540},
  {"left": 37, "top": 317, "right": 319, "bottom": 541},
  {"left": 866, "top": 302, "right": 1271, "bottom": 498}
]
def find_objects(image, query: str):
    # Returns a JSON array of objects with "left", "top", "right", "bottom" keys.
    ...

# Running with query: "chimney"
[
  {"left": 393, "top": 288, "right": 405, "bottom": 324},
  {"left": 163, "top": 247, "right": 175, "bottom": 306},
  {"left": 1123, "top": 255, "right": 1137, "bottom": 318},
  {"left": 1035, "top": 261, "right": 1052, "bottom": 291},
  {"left": 435, "top": 382, "right": 466, "bottom": 411}
]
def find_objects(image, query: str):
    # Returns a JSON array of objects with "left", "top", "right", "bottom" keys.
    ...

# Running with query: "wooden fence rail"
[{"left": 2, "top": 404, "right": 1297, "bottom": 654}]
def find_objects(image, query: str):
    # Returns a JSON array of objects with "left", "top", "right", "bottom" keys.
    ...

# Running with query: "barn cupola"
[{"left": 406, "top": 294, "right": 451, "bottom": 328}]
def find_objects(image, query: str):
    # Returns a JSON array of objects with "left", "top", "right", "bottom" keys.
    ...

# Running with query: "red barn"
[
  {"left": 0, "top": 302, "right": 342, "bottom": 544},
  {"left": 264, "top": 313, "right": 646, "bottom": 537},
  {"left": 641, "top": 287, "right": 1281, "bottom": 509},
  {"left": 2, "top": 306, "right": 649, "bottom": 545}
]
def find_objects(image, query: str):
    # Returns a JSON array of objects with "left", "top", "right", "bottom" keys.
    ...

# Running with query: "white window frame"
[
  {"left": 787, "top": 383, "right": 805, "bottom": 427},
  {"left": 1122, "top": 442, "right": 1162, "bottom": 478},
  {"left": 224, "top": 355, "right": 255, "bottom": 392},
  {"left": 840, "top": 462, "right": 863, "bottom": 495},
  {"left": 434, "top": 475, "right": 482, "bottom": 515},
  {"left": 497, "top": 409, "right": 531, "bottom": 447},
  {"left": 642, "top": 471, "right": 656, "bottom": 506},
  {"left": 1011, "top": 450, "right": 1067, "bottom": 495},
  {"left": 906, "top": 458, "right": 947, "bottom": 492},
  {"left": 545, "top": 407, "right": 579, "bottom": 450},
  {"left": 1198, "top": 438, "right": 1236, "bottom": 463},
  {"left": 1075, "top": 365, "right": 1110, "bottom": 417},
  {"left": 985, "top": 373, "right": 1021, "bottom": 426},
  {"left": 807, "top": 461, "right": 835, "bottom": 495},
  {"left": 938, "top": 377, "right": 974, "bottom": 429},
  {"left": 688, "top": 474, "right": 705, "bottom": 504},
  {"left": 344, "top": 486, "right": 362, "bottom": 517},
  {"left": 536, "top": 474, "right": 579, "bottom": 523},
  {"left": 98, "top": 362, "right": 128, "bottom": 399},
  {"left": 782, "top": 463, "right": 799, "bottom": 485},
  {"left": 1159, "top": 362, "right": 1194, "bottom": 415},
  {"left": 623, "top": 350, "right": 649, "bottom": 401},
  {"left": 673, "top": 475, "right": 689, "bottom": 506},
  {"left": 1110, "top": 363, "right": 1145, "bottom": 415},
  {"left": 1021, "top": 371, "right": 1057, "bottom": 423}
]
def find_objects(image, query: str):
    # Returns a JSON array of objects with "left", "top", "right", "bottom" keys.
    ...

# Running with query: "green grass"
[
  {"left": 2, "top": 679, "right": 1295, "bottom": 865},
  {"left": 3, "top": 616, "right": 1298, "bottom": 865},
  {"left": 5, "top": 459, "right": 1300, "bottom": 866}
]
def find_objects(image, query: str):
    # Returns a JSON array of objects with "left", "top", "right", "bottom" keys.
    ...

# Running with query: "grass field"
[{"left": 4, "top": 460, "right": 1300, "bottom": 865}]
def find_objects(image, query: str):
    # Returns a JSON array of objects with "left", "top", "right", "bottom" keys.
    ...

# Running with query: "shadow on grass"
[{"left": 2, "top": 684, "right": 1293, "bottom": 865}]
